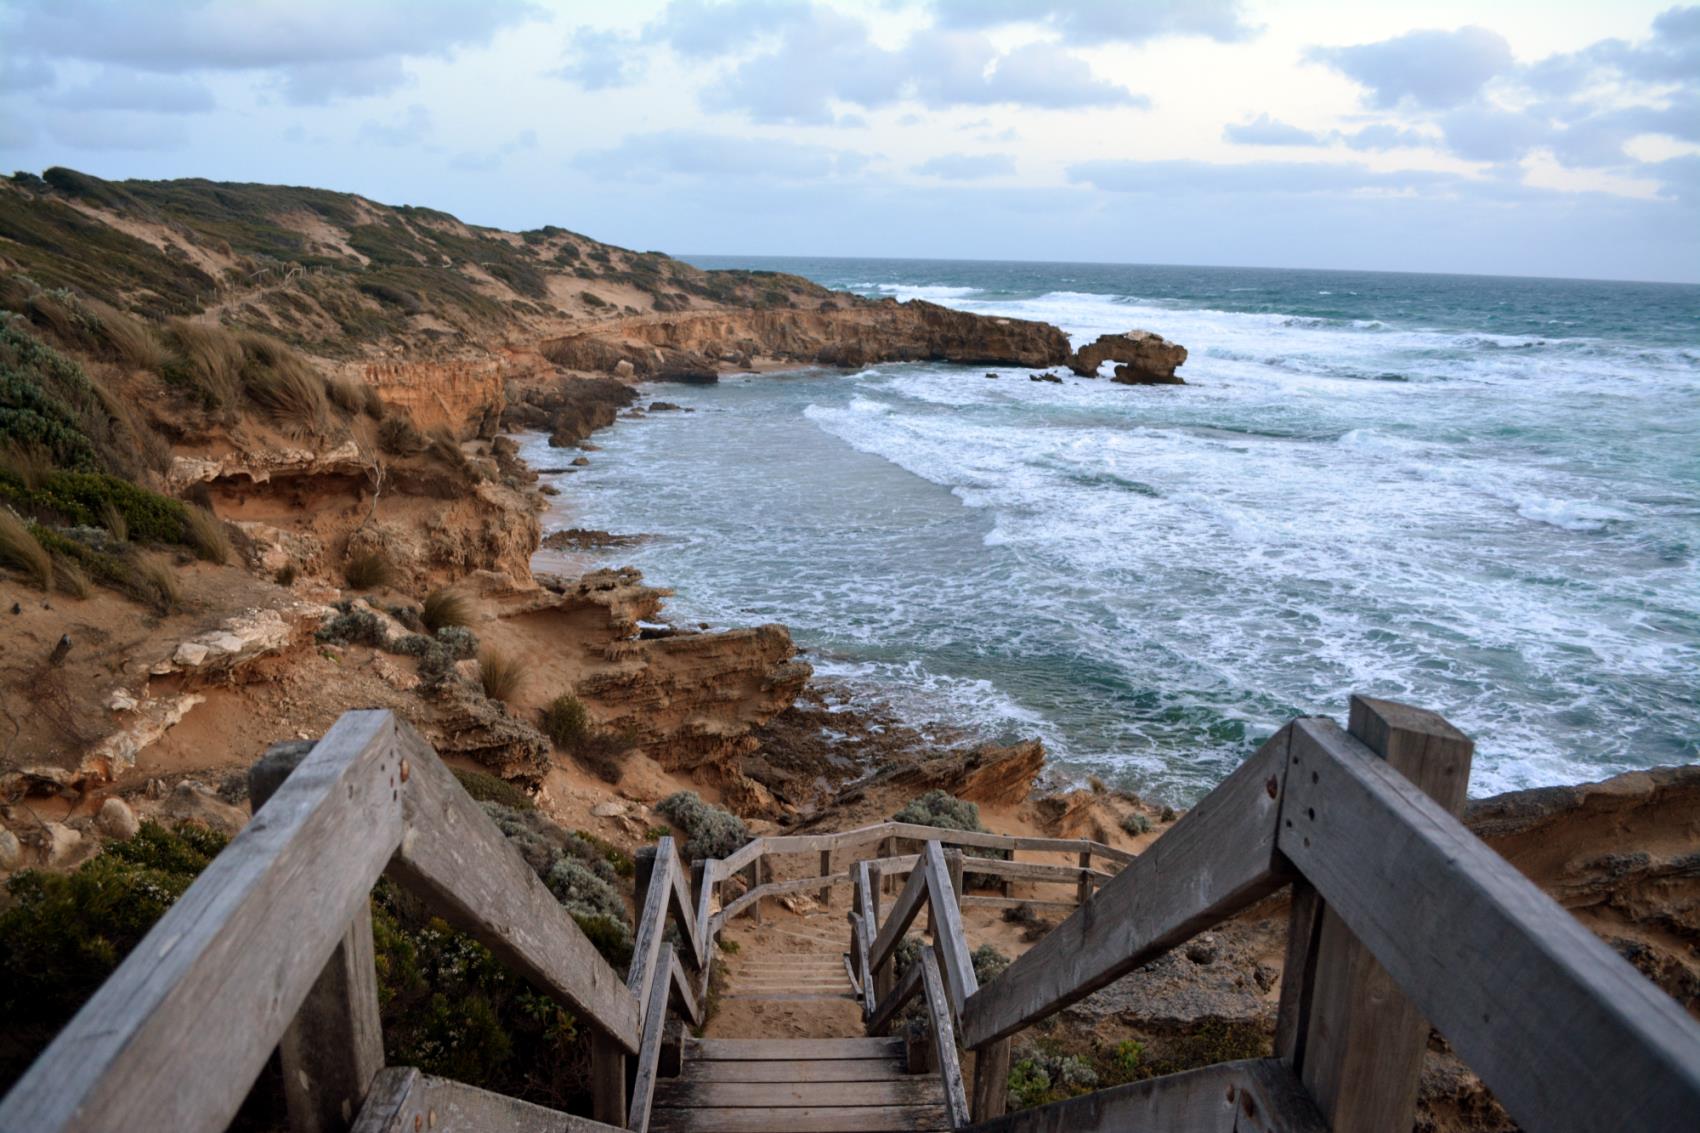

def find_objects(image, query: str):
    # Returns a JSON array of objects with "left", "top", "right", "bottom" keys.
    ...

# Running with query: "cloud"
[
  {"left": 1068, "top": 158, "right": 1457, "bottom": 196},
  {"left": 450, "top": 128, "right": 538, "bottom": 171},
  {"left": 358, "top": 104, "right": 433, "bottom": 147},
  {"left": 701, "top": 11, "right": 1143, "bottom": 122},
  {"left": 1308, "top": 27, "right": 1514, "bottom": 109},
  {"left": 573, "top": 130, "right": 870, "bottom": 181},
  {"left": 3, "top": 0, "right": 542, "bottom": 103},
  {"left": 1438, "top": 106, "right": 1550, "bottom": 163},
  {"left": 38, "top": 109, "right": 189, "bottom": 151},
  {"left": 645, "top": 0, "right": 809, "bottom": 57},
  {"left": 930, "top": 0, "right": 1257, "bottom": 45},
  {"left": 0, "top": 54, "right": 53, "bottom": 92},
  {"left": 1223, "top": 114, "right": 1320, "bottom": 146},
  {"left": 45, "top": 69, "right": 216, "bottom": 114},
  {"left": 555, "top": 27, "right": 644, "bottom": 90},
  {"left": 1339, "top": 123, "right": 1437, "bottom": 151},
  {"left": 913, "top": 153, "right": 1016, "bottom": 179},
  {"left": 275, "top": 57, "right": 412, "bottom": 105}
]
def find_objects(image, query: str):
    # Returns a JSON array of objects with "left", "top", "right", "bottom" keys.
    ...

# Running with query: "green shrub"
[
  {"left": 452, "top": 767, "right": 534, "bottom": 810},
  {"left": 1121, "top": 813, "right": 1153, "bottom": 836},
  {"left": 893, "top": 790, "right": 984, "bottom": 833},
  {"left": 1, "top": 315, "right": 131, "bottom": 473},
  {"left": 0, "top": 508, "right": 52, "bottom": 589},
  {"left": 344, "top": 549, "right": 397, "bottom": 591},
  {"left": 972, "top": 943, "right": 1011, "bottom": 984},
  {"left": 541, "top": 693, "right": 588, "bottom": 747},
  {"left": 1007, "top": 1045, "right": 1098, "bottom": 1110},
  {"left": 435, "top": 624, "right": 478, "bottom": 659},
  {"left": 421, "top": 587, "right": 472, "bottom": 634},
  {"left": 656, "top": 792, "right": 749, "bottom": 861},
  {"left": 316, "top": 607, "right": 387, "bottom": 647},
  {"left": 573, "top": 830, "right": 634, "bottom": 878},
  {"left": 478, "top": 649, "right": 526, "bottom": 702},
  {"left": 0, "top": 468, "right": 188, "bottom": 545}
]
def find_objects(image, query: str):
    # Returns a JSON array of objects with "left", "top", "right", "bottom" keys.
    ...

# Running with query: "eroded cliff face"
[
  {"left": 538, "top": 299, "right": 1073, "bottom": 378},
  {"left": 361, "top": 360, "right": 506, "bottom": 437}
]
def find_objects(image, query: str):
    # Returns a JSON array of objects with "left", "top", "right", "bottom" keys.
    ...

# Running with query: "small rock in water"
[
  {"left": 984, "top": 372, "right": 1000, "bottom": 379},
  {"left": 649, "top": 401, "right": 683, "bottom": 412},
  {"left": 1030, "top": 371, "right": 1063, "bottom": 384},
  {"left": 97, "top": 797, "right": 140, "bottom": 840},
  {"left": 571, "top": 456, "right": 590, "bottom": 467}
]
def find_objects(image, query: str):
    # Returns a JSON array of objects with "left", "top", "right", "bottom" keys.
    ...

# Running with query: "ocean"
[{"left": 523, "top": 257, "right": 1700, "bottom": 803}]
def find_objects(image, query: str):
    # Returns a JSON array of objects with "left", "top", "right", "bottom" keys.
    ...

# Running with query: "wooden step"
[
  {"left": 687, "top": 1038, "right": 903, "bottom": 1062},
  {"left": 656, "top": 1079, "right": 945, "bottom": 1108},
  {"left": 683, "top": 1060, "right": 914, "bottom": 1083},
  {"left": 648, "top": 1104, "right": 950, "bottom": 1132}
]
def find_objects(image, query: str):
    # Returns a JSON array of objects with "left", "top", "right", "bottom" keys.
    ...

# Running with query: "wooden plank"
[
  {"left": 869, "top": 862, "right": 929, "bottom": 975},
  {"left": 630, "top": 842, "right": 680, "bottom": 1009},
  {"left": 0, "top": 710, "right": 405, "bottom": 1133},
  {"left": 629, "top": 943, "right": 679, "bottom": 1133},
  {"left": 669, "top": 948, "right": 702, "bottom": 1028},
  {"left": 718, "top": 871, "right": 852, "bottom": 921},
  {"left": 1278, "top": 716, "right": 1700, "bottom": 1133},
  {"left": 970, "top": 1039, "right": 1010, "bottom": 1124},
  {"left": 918, "top": 947, "right": 971, "bottom": 1129},
  {"left": 592, "top": 1033, "right": 627, "bottom": 1126},
  {"left": 1075, "top": 849, "right": 1091, "bottom": 907},
  {"left": 959, "top": 725, "right": 1295, "bottom": 1050},
  {"left": 649, "top": 1106, "right": 950, "bottom": 1133},
  {"left": 350, "top": 1066, "right": 618, "bottom": 1132},
  {"left": 652, "top": 1079, "right": 945, "bottom": 1107},
  {"left": 1286, "top": 697, "right": 1473, "bottom": 1132},
  {"left": 687, "top": 1038, "right": 905, "bottom": 1062},
  {"left": 734, "top": 823, "right": 1134, "bottom": 866},
  {"left": 251, "top": 739, "right": 386, "bottom": 1133},
  {"left": 960, "top": 1058, "right": 1325, "bottom": 1133},
  {"left": 682, "top": 1061, "right": 914, "bottom": 1083},
  {"left": 868, "top": 954, "right": 923, "bottom": 1035},
  {"left": 1273, "top": 878, "right": 1322, "bottom": 1064},
  {"left": 820, "top": 848, "right": 833, "bottom": 904},
  {"left": 388, "top": 723, "right": 641, "bottom": 1053},
  {"left": 959, "top": 896, "right": 1077, "bottom": 912},
  {"left": 852, "top": 911, "right": 876, "bottom": 1018},
  {"left": 668, "top": 841, "right": 705, "bottom": 970},
  {"left": 920, "top": 841, "right": 978, "bottom": 1020}
]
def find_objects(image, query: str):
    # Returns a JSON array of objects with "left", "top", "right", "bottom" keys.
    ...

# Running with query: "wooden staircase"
[
  {"left": 721, "top": 927, "right": 856, "bottom": 1003},
  {"left": 651, "top": 1038, "right": 950, "bottom": 1133}
]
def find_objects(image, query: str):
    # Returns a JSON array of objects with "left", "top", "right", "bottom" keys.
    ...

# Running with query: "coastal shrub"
[
  {"left": 344, "top": 549, "right": 398, "bottom": 591},
  {"left": 421, "top": 587, "right": 472, "bottom": 633},
  {"left": 541, "top": 693, "right": 589, "bottom": 747},
  {"left": 1121, "top": 813, "right": 1153, "bottom": 836},
  {"left": 386, "top": 602, "right": 424, "bottom": 632},
  {"left": 1007, "top": 1044, "right": 1099, "bottom": 1111},
  {"left": 972, "top": 943, "right": 1011, "bottom": 984},
  {"left": 0, "top": 469, "right": 187, "bottom": 545},
  {"left": 656, "top": 791, "right": 749, "bottom": 861},
  {"left": 316, "top": 607, "right": 386, "bottom": 648},
  {"left": 1, "top": 315, "right": 154, "bottom": 478},
  {"left": 181, "top": 505, "right": 231, "bottom": 565},
  {"left": 452, "top": 767, "right": 534, "bottom": 810},
  {"left": 893, "top": 790, "right": 985, "bottom": 834},
  {"left": 478, "top": 648, "right": 526, "bottom": 702},
  {"left": 0, "top": 509, "right": 53, "bottom": 590},
  {"left": 435, "top": 624, "right": 479, "bottom": 659},
  {"left": 378, "top": 412, "right": 426, "bottom": 456},
  {"left": 573, "top": 830, "right": 634, "bottom": 878}
]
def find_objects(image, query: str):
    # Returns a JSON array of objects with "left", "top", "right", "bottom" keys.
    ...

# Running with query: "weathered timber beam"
[
  {"left": 959, "top": 724, "right": 1296, "bottom": 1050},
  {"left": 388, "top": 721, "right": 641, "bottom": 1053},
  {"left": 351, "top": 1067, "right": 619, "bottom": 1132},
  {"left": 0, "top": 710, "right": 405, "bottom": 1133},
  {"left": 1278, "top": 716, "right": 1700, "bottom": 1133},
  {"left": 960, "top": 1058, "right": 1326, "bottom": 1133},
  {"left": 918, "top": 947, "right": 971, "bottom": 1129}
]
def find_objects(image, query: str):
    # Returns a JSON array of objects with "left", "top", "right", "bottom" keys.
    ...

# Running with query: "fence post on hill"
[
  {"left": 250, "top": 740, "right": 385, "bottom": 1133},
  {"left": 1276, "top": 695, "right": 1474, "bottom": 1132},
  {"left": 820, "top": 847, "right": 833, "bottom": 904}
]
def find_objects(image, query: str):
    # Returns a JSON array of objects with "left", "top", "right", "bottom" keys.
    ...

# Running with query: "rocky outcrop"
[
  {"left": 502, "top": 375, "right": 638, "bottom": 446},
  {"left": 1069, "top": 330, "right": 1188, "bottom": 384},
  {"left": 886, "top": 738, "right": 1047, "bottom": 807},
  {"left": 363, "top": 360, "right": 505, "bottom": 437},
  {"left": 539, "top": 299, "right": 1071, "bottom": 379}
]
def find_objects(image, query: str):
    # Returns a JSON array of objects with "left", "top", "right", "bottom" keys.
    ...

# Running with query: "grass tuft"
[
  {"left": 238, "top": 332, "right": 328, "bottom": 436},
  {"left": 421, "top": 587, "right": 472, "bottom": 634},
  {"left": 132, "top": 554, "right": 181, "bottom": 615},
  {"left": 99, "top": 500, "right": 128, "bottom": 542},
  {"left": 478, "top": 648, "right": 526, "bottom": 702},
  {"left": 360, "top": 384, "right": 386, "bottom": 419},
  {"left": 86, "top": 300, "right": 167, "bottom": 371},
  {"left": 0, "top": 442, "right": 54, "bottom": 491},
  {"left": 51, "top": 555, "right": 89, "bottom": 598},
  {"left": 180, "top": 505, "right": 231, "bottom": 565},
  {"left": 0, "top": 510, "right": 53, "bottom": 590},
  {"left": 377, "top": 413, "right": 426, "bottom": 456},
  {"left": 323, "top": 375, "right": 365, "bottom": 416},
  {"left": 163, "top": 319, "right": 244, "bottom": 411},
  {"left": 344, "top": 549, "right": 397, "bottom": 591},
  {"left": 541, "top": 693, "right": 588, "bottom": 747}
]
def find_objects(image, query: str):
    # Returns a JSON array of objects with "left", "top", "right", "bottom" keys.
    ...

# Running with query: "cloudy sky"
[{"left": 2, "top": 1, "right": 1697, "bottom": 282}]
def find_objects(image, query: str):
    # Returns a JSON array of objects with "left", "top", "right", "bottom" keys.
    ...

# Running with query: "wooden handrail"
[{"left": 0, "top": 710, "right": 645, "bottom": 1133}]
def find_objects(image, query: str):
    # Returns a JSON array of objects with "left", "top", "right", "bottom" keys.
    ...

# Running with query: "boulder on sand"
[{"left": 1069, "top": 330, "right": 1188, "bottom": 384}]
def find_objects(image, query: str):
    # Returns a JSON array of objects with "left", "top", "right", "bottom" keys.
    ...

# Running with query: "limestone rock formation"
[
  {"left": 1069, "top": 330, "right": 1188, "bottom": 384},
  {"left": 886, "top": 738, "right": 1047, "bottom": 807}
]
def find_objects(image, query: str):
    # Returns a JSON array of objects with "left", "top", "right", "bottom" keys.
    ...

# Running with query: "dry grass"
[
  {"left": 360, "top": 384, "right": 386, "bottom": 419},
  {"left": 324, "top": 375, "right": 365, "bottom": 416},
  {"left": 238, "top": 332, "right": 328, "bottom": 436},
  {"left": 87, "top": 300, "right": 168, "bottom": 372},
  {"left": 133, "top": 554, "right": 182, "bottom": 615},
  {"left": 426, "top": 425, "right": 472, "bottom": 474},
  {"left": 378, "top": 413, "right": 426, "bottom": 456},
  {"left": 0, "top": 441, "right": 54, "bottom": 490},
  {"left": 421, "top": 587, "right": 473, "bottom": 633},
  {"left": 99, "top": 500, "right": 128, "bottom": 542},
  {"left": 181, "top": 505, "right": 231, "bottom": 565},
  {"left": 166, "top": 319, "right": 244, "bottom": 410},
  {"left": 0, "top": 510, "right": 53, "bottom": 590},
  {"left": 344, "top": 549, "right": 398, "bottom": 591},
  {"left": 477, "top": 648, "right": 526, "bottom": 702},
  {"left": 52, "top": 556, "right": 90, "bottom": 598}
]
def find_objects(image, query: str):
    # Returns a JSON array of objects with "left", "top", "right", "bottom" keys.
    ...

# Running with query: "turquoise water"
[{"left": 525, "top": 258, "right": 1700, "bottom": 802}]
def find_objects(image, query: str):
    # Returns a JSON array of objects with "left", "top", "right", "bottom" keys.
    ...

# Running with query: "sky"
[{"left": 1, "top": 1, "right": 1697, "bottom": 282}]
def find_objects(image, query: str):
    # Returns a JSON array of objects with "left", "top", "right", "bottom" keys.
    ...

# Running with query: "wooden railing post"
[
  {"left": 1277, "top": 696, "right": 1473, "bottom": 1132},
  {"left": 819, "top": 847, "right": 832, "bottom": 905},
  {"left": 1075, "top": 848, "right": 1092, "bottom": 906},
  {"left": 251, "top": 741, "right": 384, "bottom": 1133},
  {"left": 971, "top": 1039, "right": 1012, "bottom": 1122}
]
